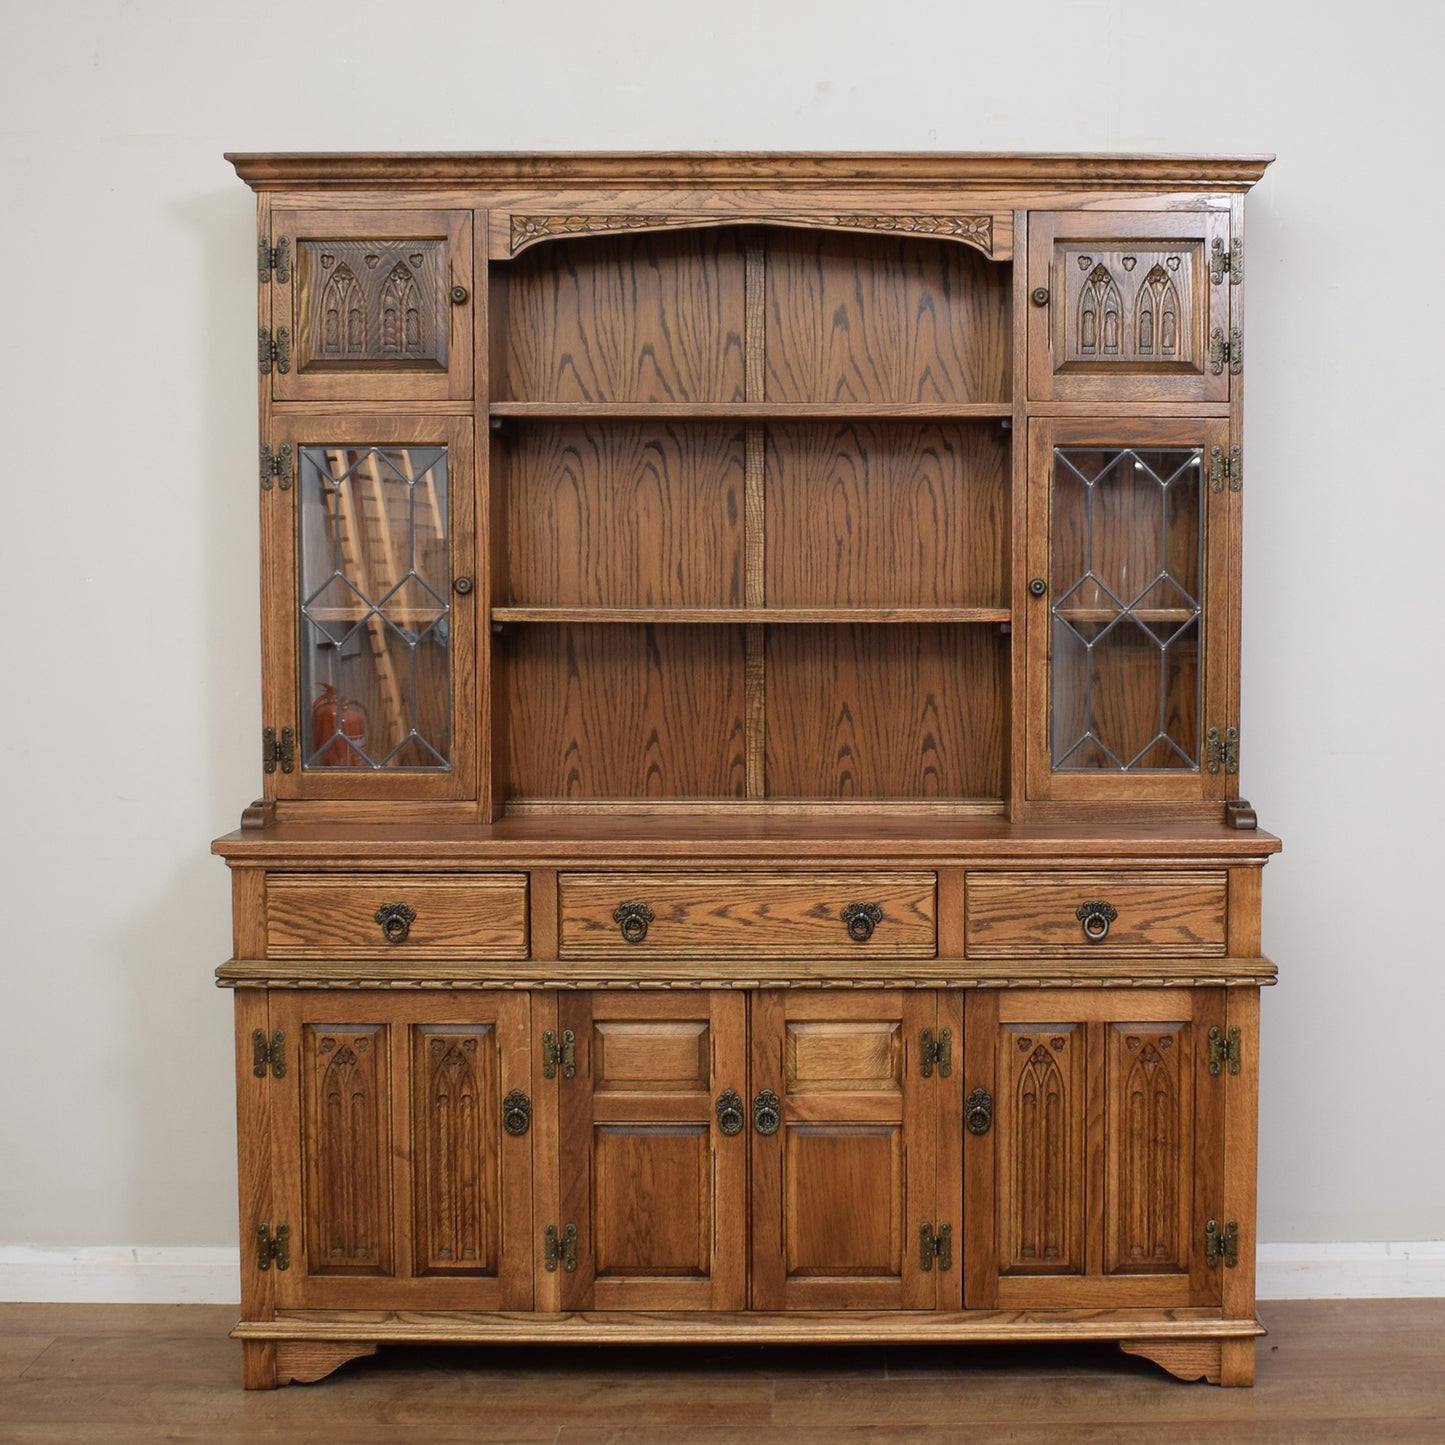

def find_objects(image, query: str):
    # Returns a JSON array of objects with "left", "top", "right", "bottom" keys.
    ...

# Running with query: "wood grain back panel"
[
  {"left": 765, "top": 231, "right": 1010, "bottom": 403},
  {"left": 506, "top": 423, "right": 745, "bottom": 606},
  {"left": 503, "top": 623, "right": 747, "bottom": 800},
  {"left": 764, "top": 423, "right": 1007, "bottom": 607},
  {"left": 503, "top": 232, "right": 746, "bottom": 402},
  {"left": 765, "top": 624, "right": 1007, "bottom": 799}
]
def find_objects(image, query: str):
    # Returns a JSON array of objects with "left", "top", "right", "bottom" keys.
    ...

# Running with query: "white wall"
[{"left": 3, "top": 0, "right": 1442, "bottom": 1265}]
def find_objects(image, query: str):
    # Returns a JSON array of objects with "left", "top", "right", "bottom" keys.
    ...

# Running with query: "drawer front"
[
  {"left": 558, "top": 872, "right": 937, "bottom": 959},
  {"left": 266, "top": 874, "right": 529, "bottom": 958},
  {"left": 965, "top": 871, "right": 1227, "bottom": 957}
]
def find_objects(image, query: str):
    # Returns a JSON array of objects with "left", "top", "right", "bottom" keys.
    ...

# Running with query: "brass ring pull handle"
[
  {"left": 841, "top": 901, "right": 883, "bottom": 943},
  {"left": 501, "top": 1089, "right": 532, "bottom": 1137},
  {"left": 613, "top": 901, "right": 655, "bottom": 943},
  {"left": 1076, "top": 900, "right": 1117, "bottom": 942},
  {"left": 965, "top": 1087, "right": 994, "bottom": 1135},
  {"left": 715, "top": 1089, "right": 744, "bottom": 1137},
  {"left": 752, "top": 1088, "right": 781, "bottom": 1136},
  {"left": 375, "top": 902, "right": 417, "bottom": 943}
]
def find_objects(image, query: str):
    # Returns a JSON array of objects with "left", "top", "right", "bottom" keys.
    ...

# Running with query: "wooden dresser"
[{"left": 215, "top": 151, "right": 1278, "bottom": 1388}]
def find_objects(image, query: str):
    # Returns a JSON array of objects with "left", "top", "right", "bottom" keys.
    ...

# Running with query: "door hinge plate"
[
  {"left": 256, "top": 1221, "right": 290, "bottom": 1271},
  {"left": 1205, "top": 725, "right": 1239, "bottom": 776},
  {"left": 1208, "top": 443, "right": 1242, "bottom": 493},
  {"left": 544, "top": 1222, "right": 577, "bottom": 1273},
  {"left": 919, "top": 1221, "right": 953, "bottom": 1272},
  {"left": 1210, "top": 236, "right": 1243, "bottom": 285},
  {"left": 918, "top": 1027, "right": 952, "bottom": 1078},
  {"left": 259, "top": 442, "right": 293, "bottom": 491},
  {"left": 251, "top": 1028, "right": 285, "bottom": 1078},
  {"left": 1208, "top": 1024, "right": 1242, "bottom": 1076},
  {"left": 1209, "top": 326, "right": 1243, "bottom": 376},
  {"left": 258, "top": 235, "right": 291, "bottom": 284},
  {"left": 542, "top": 1029, "right": 576, "bottom": 1080},
  {"left": 263, "top": 725, "right": 296, "bottom": 775},
  {"left": 258, "top": 326, "right": 291, "bottom": 375},
  {"left": 1205, "top": 1217, "right": 1239, "bottom": 1269}
]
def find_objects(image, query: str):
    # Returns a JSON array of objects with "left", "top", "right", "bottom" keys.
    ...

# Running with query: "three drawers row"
[{"left": 263, "top": 869, "right": 1230, "bottom": 960}]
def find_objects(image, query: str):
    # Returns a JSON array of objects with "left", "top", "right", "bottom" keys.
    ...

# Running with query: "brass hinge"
[
  {"left": 1210, "top": 236, "right": 1243, "bottom": 285},
  {"left": 542, "top": 1029, "right": 576, "bottom": 1080},
  {"left": 258, "top": 326, "right": 291, "bottom": 375},
  {"left": 1205, "top": 1218, "right": 1239, "bottom": 1269},
  {"left": 262, "top": 725, "right": 295, "bottom": 775},
  {"left": 1205, "top": 725, "right": 1239, "bottom": 776},
  {"left": 256, "top": 1221, "right": 290, "bottom": 1272},
  {"left": 919, "top": 1221, "right": 953, "bottom": 1272},
  {"left": 544, "top": 1222, "right": 578, "bottom": 1273},
  {"left": 1208, "top": 443, "right": 1242, "bottom": 494},
  {"left": 918, "top": 1028, "right": 952, "bottom": 1078},
  {"left": 258, "top": 235, "right": 291, "bottom": 284},
  {"left": 1208, "top": 1025, "right": 1242, "bottom": 1077},
  {"left": 259, "top": 442, "right": 293, "bottom": 492},
  {"left": 251, "top": 1028, "right": 285, "bottom": 1078},
  {"left": 1209, "top": 326, "right": 1243, "bottom": 376}
]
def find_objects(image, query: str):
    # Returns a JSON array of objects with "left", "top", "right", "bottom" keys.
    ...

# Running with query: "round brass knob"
[
  {"left": 1028, "top": 578, "right": 1047, "bottom": 598},
  {"left": 1031, "top": 286, "right": 1050, "bottom": 306},
  {"left": 450, "top": 284, "right": 470, "bottom": 305},
  {"left": 453, "top": 576, "right": 474, "bottom": 595}
]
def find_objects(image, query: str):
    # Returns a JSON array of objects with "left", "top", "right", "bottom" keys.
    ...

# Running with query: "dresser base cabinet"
[{"left": 219, "top": 151, "right": 1278, "bottom": 1388}]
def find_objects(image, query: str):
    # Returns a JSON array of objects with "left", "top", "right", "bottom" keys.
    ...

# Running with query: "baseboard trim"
[
  {"left": 1256, "top": 1241, "right": 1445, "bottom": 1300},
  {"left": 0, "top": 1247, "right": 241, "bottom": 1304},
  {"left": 2, "top": 1242, "right": 1442, "bottom": 1305}
]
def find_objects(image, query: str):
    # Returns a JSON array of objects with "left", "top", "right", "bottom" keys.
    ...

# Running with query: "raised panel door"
[
  {"left": 963, "top": 990, "right": 1225, "bottom": 1310},
  {"left": 1027, "top": 210, "right": 1232, "bottom": 402},
  {"left": 750, "top": 991, "right": 944, "bottom": 1310},
  {"left": 555, "top": 992, "right": 748, "bottom": 1310},
  {"left": 267, "top": 208, "right": 474, "bottom": 402},
  {"left": 268, "top": 992, "right": 532, "bottom": 1311}
]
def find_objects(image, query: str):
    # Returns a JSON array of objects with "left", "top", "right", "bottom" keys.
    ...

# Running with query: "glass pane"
[
  {"left": 298, "top": 445, "right": 451, "bottom": 770},
  {"left": 1050, "top": 447, "right": 1201, "bottom": 771}
]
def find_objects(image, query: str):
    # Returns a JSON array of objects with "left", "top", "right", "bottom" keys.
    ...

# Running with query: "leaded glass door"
[
  {"left": 1026, "top": 418, "right": 1230, "bottom": 802},
  {"left": 262, "top": 414, "right": 476, "bottom": 800}
]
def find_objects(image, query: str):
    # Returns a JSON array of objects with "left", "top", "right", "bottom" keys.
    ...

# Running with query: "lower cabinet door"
[
  {"left": 963, "top": 988, "right": 1226, "bottom": 1310},
  {"left": 268, "top": 991, "right": 533, "bottom": 1311},
  {"left": 750, "top": 990, "right": 953, "bottom": 1311},
  {"left": 556, "top": 992, "right": 749, "bottom": 1310}
]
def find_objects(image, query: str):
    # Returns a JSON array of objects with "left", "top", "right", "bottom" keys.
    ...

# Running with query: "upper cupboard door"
[
  {"left": 267, "top": 209, "right": 474, "bottom": 402},
  {"left": 1027, "top": 211, "right": 1233, "bottom": 403}
]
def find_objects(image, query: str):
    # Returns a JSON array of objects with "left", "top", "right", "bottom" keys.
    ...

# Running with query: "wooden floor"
[{"left": 0, "top": 1301, "right": 1442, "bottom": 1442}]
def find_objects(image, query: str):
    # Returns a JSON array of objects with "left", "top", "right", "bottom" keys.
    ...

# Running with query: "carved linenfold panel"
[
  {"left": 1000, "top": 1023, "right": 1084, "bottom": 1276},
  {"left": 296, "top": 239, "right": 447, "bottom": 373},
  {"left": 412, "top": 1025, "right": 499, "bottom": 1277},
  {"left": 1057, "top": 243, "right": 1201, "bottom": 372},
  {"left": 510, "top": 212, "right": 994, "bottom": 258},
  {"left": 1106, "top": 1022, "right": 1193, "bottom": 1276},
  {"left": 303, "top": 1024, "right": 392, "bottom": 1276}
]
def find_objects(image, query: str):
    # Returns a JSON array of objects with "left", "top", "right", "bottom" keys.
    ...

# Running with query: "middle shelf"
[{"left": 491, "top": 606, "right": 1011, "bottom": 625}]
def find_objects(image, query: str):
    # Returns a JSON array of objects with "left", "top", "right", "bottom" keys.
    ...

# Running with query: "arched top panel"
[{"left": 504, "top": 211, "right": 1004, "bottom": 262}]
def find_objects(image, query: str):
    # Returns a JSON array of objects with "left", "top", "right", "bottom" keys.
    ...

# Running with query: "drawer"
[
  {"left": 266, "top": 873, "right": 529, "bottom": 958},
  {"left": 965, "top": 871, "right": 1227, "bottom": 957},
  {"left": 558, "top": 872, "right": 937, "bottom": 959}
]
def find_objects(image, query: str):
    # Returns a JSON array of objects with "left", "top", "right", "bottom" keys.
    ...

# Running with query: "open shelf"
[
  {"left": 491, "top": 402, "right": 1013, "bottom": 420},
  {"left": 491, "top": 606, "right": 1010, "bottom": 625}
]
